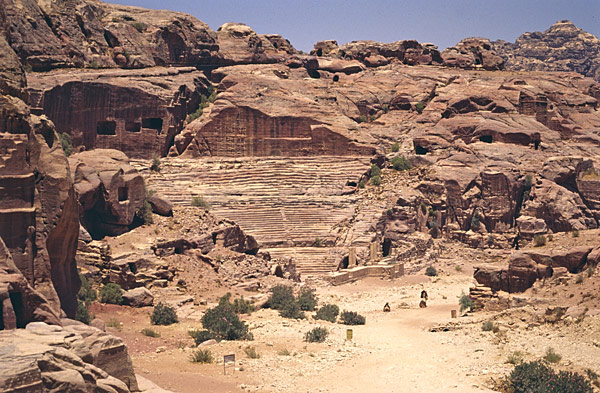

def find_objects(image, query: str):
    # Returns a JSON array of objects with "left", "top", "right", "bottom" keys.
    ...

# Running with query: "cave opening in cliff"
[
  {"left": 125, "top": 121, "right": 141, "bottom": 132},
  {"left": 142, "top": 118, "right": 163, "bottom": 133},
  {"left": 415, "top": 145, "right": 428, "bottom": 155},
  {"left": 479, "top": 135, "right": 493, "bottom": 143},
  {"left": 97, "top": 120, "right": 116, "bottom": 135},
  {"left": 534, "top": 140, "right": 540, "bottom": 150},
  {"left": 316, "top": 48, "right": 323, "bottom": 56},
  {"left": 9, "top": 292, "right": 25, "bottom": 328},
  {"left": 382, "top": 238, "right": 392, "bottom": 257},
  {"left": 118, "top": 187, "right": 128, "bottom": 202},
  {"left": 339, "top": 255, "right": 349, "bottom": 270}
]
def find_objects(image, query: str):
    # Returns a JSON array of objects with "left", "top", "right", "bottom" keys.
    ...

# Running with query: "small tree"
[
  {"left": 304, "top": 327, "right": 328, "bottom": 343},
  {"left": 99, "top": 283, "right": 123, "bottom": 304},
  {"left": 77, "top": 273, "right": 97, "bottom": 305},
  {"left": 297, "top": 287, "right": 317, "bottom": 311},
  {"left": 315, "top": 304, "right": 339, "bottom": 323},
  {"left": 459, "top": 293, "right": 474, "bottom": 313},
  {"left": 151, "top": 302, "right": 178, "bottom": 326},
  {"left": 267, "top": 285, "right": 295, "bottom": 310},
  {"left": 201, "top": 300, "right": 252, "bottom": 340},
  {"left": 340, "top": 310, "right": 366, "bottom": 325}
]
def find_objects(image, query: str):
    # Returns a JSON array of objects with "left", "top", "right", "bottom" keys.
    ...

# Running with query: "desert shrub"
[
  {"left": 191, "top": 196, "right": 210, "bottom": 209},
  {"left": 533, "top": 234, "right": 546, "bottom": 247},
  {"left": 481, "top": 321, "right": 500, "bottom": 333},
  {"left": 244, "top": 346, "right": 260, "bottom": 359},
  {"left": 471, "top": 213, "right": 481, "bottom": 230},
  {"left": 189, "top": 329, "right": 216, "bottom": 345},
  {"left": 75, "top": 300, "right": 91, "bottom": 324},
  {"left": 267, "top": 285, "right": 295, "bottom": 310},
  {"left": 340, "top": 310, "right": 366, "bottom": 325},
  {"left": 509, "top": 361, "right": 593, "bottom": 393},
  {"left": 99, "top": 283, "right": 122, "bottom": 304},
  {"left": 358, "top": 180, "right": 365, "bottom": 189},
  {"left": 454, "top": 265, "right": 463, "bottom": 272},
  {"left": 576, "top": 274, "right": 584, "bottom": 284},
  {"left": 150, "top": 155, "right": 160, "bottom": 172},
  {"left": 132, "top": 22, "right": 145, "bottom": 32},
  {"left": 189, "top": 349, "right": 213, "bottom": 363},
  {"left": 201, "top": 300, "right": 252, "bottom": 340},
  {"left": 59, "top": 133, "right": 73, "bottom": 157},
  {"left": 106, "top": 318, "right": 121, "bottom": 330},
  {"left": 141, "top": 328, "right": 160, "bottom": 338},
  {"left": 370, "top": 175, "right": 382, "bottom": 186},
  {"left": 77, "top": 273, "right": 96, "bottom": 305},
  {"left": 587, "top": 266, "right": 596, "bottom": 278},
  {"left": 547, "top": 234, "right": 554, "bottom": 242},
  {"left": 297, "top": 287, "right": 317, "bottom": 311},
  {"left": 304, "top": 327, "right": 328, "bottom": 343},
  {"left": 89, "top": 61, "right": 99, "bottom": 69},
  {"left": 425, "top": 266, "right": 437, "bottom": 277},
  {"left": 279, "top": 300, "right": 305, "bottom": 319},
  {"left": 277, "top": 348, "right": 291, "bottom": 356},
  {"left": 151, "top": 302, "right": 178, "bottom": 326},
  {"left": 572, "top": 229, "right": 580, "bottom": 238},
  {"left": 391, "top": 142, "right": 399, "bottom": 152},
  {"left": 544, "top": 347, "right": 562, "bottom": 364},
  {"left": 312, "top": 237, "right": 323, "bottom": 247},
  {"left": 370, "top": 164, "right": 381, "bottom": 178},
  {"left": 232, "top": 296, "right": 255, "bottom": 315},
  {"left": 459, "top": 293, "right": 474, "bottom": 312},
  {"left": 415, "top": 101, "right": 425, "bottom": 113},
  {"left": 506, "top": 351, "right": 524, "bottom": 365},
  {"left": 315, "top": 304, "right": 339, "bottom": 322},
  {"left": 391, "top": 155, "right": 411, "bottom": 171},
  {"left": 136, "top": 199, "right": 153, "bottom": 225},
  {"left": 357, "top": 115, "right": 368, "bottom": 123}
]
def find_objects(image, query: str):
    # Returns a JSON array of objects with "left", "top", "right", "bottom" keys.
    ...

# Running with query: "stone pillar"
[
  {"left": 349, "top": 247, "right": 356, "bottom": 267},
  {"left": 369, "top": 242, "right": 378, "bottom": 263}
]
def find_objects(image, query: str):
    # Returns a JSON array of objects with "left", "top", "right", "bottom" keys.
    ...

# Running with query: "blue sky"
[{"left": 104, "top": 0, "right": 600, "bottom": 52}]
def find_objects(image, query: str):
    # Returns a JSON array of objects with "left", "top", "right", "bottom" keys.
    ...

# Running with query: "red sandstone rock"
[
  {"left": 442, "top": 38, "right": 504, "bottom": 70},
  {"left": 69, "top": 149, "right": 145, "bottom": 239}
]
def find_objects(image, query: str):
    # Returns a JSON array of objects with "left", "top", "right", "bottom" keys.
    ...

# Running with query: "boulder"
[
  {"left": 147, "top": 195, "right": 174, "bottom": 217},
  {"left": 516, "top": 215, "right": 547, "bottom": 238},
  {"left": 122, "top": 287, "right": 154, "bottom": 307},
  {"left": 69, "top": 149, "right": 145, "bottom": 239}
]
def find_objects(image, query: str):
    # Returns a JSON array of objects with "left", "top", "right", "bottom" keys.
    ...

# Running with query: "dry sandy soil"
[{"left": 94, "top": 258, "right": 600, "bottom": 393}]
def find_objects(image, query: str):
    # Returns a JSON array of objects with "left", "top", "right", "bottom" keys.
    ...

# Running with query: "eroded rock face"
[
  {"left": 442, "top": 38, "right": 504, "bottom": 70},
  {"left": 27, "top": 67, "right": 212, "bottom": 158},
  {"left": 493, "top": 20, "right": 600, "bottom": 81},
  {"left": 0, "top": 35, "right": 80, "bottom": 320},
  {"left": 69, "top": 149, "right": 145, "bottom": 239},
  {"left": 0, "top": 321, "right": 138, "bottom": 392},
  {"left": 0, "top": 0, "right": 220, "bottom": 71}
]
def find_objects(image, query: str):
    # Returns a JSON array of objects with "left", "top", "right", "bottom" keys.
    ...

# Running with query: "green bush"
[
  {"left": 201, "top": 300, "right": 252, "bottom": 340},
  {"left": 189, "top": 329, "right": 216, "bottom": 345},
  {"left": 459, "top": 293, "right": 474, "bottom": 312},
  {"left": 59, "top": 133, "right": 73, "bottom": 157},
  {"left": 358, "top": 180, "right": 365, "bottom": 189},
  {"left": 305, "top": 326, "right": 328, "bottom": 343},
  {"left": 267, "top": 285, "right": 295, "bottom": 310},
  {"left": 425, "top": 266, "right": 437, "bottom": 277},
  {"left": 391, "top": 142, "right": 399, "bottom": 152},
  {"left": 151, "top": 302, "right": 178, "bottom": 326},
  {"left": 297, "top": 287, "right": 317, "bottom": 311},
  {"left": 312, "top": 237, "right": 323, "bottom": 247},
  {"left": 315, "top": 304, "right": 339, "bottom": 322},
  {"left": 185, "top": 87, "right": 217, "bottom": 124},
  {"left": 391, "top": 156, "right": 411, "bottom": 171},
  {"left": 481, "top": 321, "right": 499, "bottom": 333},
  {"left": 506, "top": 351, "right": 524, "bottom": 365},
  {"left": 244, "top": 346, "right": 260, "bottom": 359},
  {"left": 279, "top": 300, "right": 305, "bottom": 319},
  {"left": 340, "top": 310, "right": 365, "bottom": 325},
  {"left": 543, "top": 347, "right": 562, "bottom": 364},
  {"left": 132, "top": 22, "right": 145, "bottom": 32},
  {"left": 370, "top": 164, "right": 381, "bottom": 178},
  {"left": 99, "top": 283, "right": 123, "bottom": 304},
  {"left": 509, "top": 361, "right": 593, "bottom": 393},
  {"left": 232, "top": 296, "right": 255, "bottom": 315},
  {"left": 191, "top": 196, "right": 210, "bottom": 209},
  {"left": 136, "top": 199, "right": 153, "bottom": 225},
  {"left": 141, "top": 328, "right": 160, "bottom": 338},
  {"left": 572, "top": 229, "right": 580, "bottom": 238},
  {"left": 370, "top": 175, "right": 382, "bottom": 186},
  {"left": 75, "top": 300, "right": 91, "bottom": 324},
  {"left": 415, "top": 101, "right": 425, "bottom": 114},
  {"left": 357, "top": 115, "right": 368, "bottom": 123},
  {"left": 150, "top": 155, "right": 160, "bottom": 172},
  {"left": 189, "top": 349, "right": 213, "bottom": 363},
  {"left": 77, "top": 273, "right": 97, "bottom": 305},
  {"left": 533, "top": 234, "right": 546, "bottom": 247}
]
